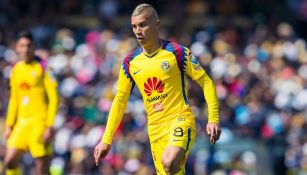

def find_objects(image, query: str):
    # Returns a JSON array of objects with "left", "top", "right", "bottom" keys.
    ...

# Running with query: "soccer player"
[
  {"left": 2, "top": 31, "right": 59, "bottom": 175},
  {"left": 94, "top": 3, "right": 221, "bottom": 175}
]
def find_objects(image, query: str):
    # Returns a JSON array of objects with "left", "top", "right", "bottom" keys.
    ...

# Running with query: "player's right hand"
[
  {"left": 94, "top": 141, "right": 111, "bottom": 166},
  {"left": 4, "top": 126, "right": 13, "bottom": 140}
]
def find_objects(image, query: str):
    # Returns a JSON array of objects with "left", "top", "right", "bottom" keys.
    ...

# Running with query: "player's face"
[
  {"left": 16, "top": 37, "right": 35, "bottom": 62},
  {"left": 131, "top": 12, "right": 160, "bottom": 47}
]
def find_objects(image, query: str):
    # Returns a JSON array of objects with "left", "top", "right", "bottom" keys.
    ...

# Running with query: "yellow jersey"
[
  {"left": 6, "top": 57, "right": 58, "bottom": 127},
  {"left": 102, "top": 40, "right": 219, "bottom": 143}
]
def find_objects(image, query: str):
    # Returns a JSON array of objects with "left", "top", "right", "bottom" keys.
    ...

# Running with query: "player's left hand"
[
  {"left": 206, "top": 122, "right": 221, "bottom": 144},
  {"left": 4, "top": 126, "right": 13, "bottom": 140},
  {"left": 43, "top": 127, "right": 54, "bottom": 144},
  {"left": 94, "top": 141, "right": 111, "bottom": 166}
]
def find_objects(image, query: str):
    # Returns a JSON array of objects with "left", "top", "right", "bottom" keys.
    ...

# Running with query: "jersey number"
[{"left": 173, "top": 127, "right": 183, "bottom": 137}]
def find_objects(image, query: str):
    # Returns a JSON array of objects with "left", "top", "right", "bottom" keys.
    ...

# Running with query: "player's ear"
[{"left": 155, "top": 20, "right": 160, "bottom": 29}]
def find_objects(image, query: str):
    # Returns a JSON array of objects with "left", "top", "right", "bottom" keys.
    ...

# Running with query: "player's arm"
[
  {"left": 195, "top": 73, "right": 221, "bottom": 144},
  {"left": 195, "top": 74, "right": 219, "bottom": 123},
  {"left": 184, "top": 47, "right": 221, "bottom": 144},
  {"left": 101, "top": 90, "right": 130, "bottom": 144},
  {"left": 43, "top": 68, "right": 59, "bottom": 144},
  {"left": 44, "top": 68, "right": 59, "bottom": 127},
  {"left": 94, "top": 65, "right": 134, "bottom": 165},
  {"left": 5, "top": 67, "right": 18, "bottom": 139},
  {"left": 102, "top": 65, "right": 135, "bottom": 144},
  {"left": 94, "top": 90, "right": 130, "bottom": 166}
]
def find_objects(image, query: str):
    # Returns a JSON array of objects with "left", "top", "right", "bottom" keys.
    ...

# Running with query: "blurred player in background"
[
  {"left": 2, "top": 31, "right": 59, "bottom": 175},
  {"left": 94, "top": 3, "right": 221, "bottom": 175}
]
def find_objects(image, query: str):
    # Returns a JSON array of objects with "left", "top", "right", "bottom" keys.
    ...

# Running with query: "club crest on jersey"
[
  {"left": 31, "top": 71, "right": 38, "bottom": 77},
  {"left": 160, "top": 61, "right": 171, "bottom": 72}
]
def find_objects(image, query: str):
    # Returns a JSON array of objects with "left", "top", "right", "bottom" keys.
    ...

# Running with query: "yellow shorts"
[
  {"left": 7, "top": 124, "right": 52, "bottom": 158},
  {"left": 150, "top": 117, "right": 196, "bottom": 175}
]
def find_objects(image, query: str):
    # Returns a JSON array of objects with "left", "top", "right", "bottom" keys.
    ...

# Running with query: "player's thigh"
[
  {"left": 166, "top": 117, "right": 196, "bottom": 168},
  {"left": 7, "top": 126, "right": 28, "bottom": 151},
  {"left": 28, "top": 126, "right": 52, "bottom": 158},
  {"left": 162, "top": 145, "right": 185, "bottom": 166},
  {"left": 167, "top": 117, "right": 196, "bottom": 155},
  {"left": 150, "top": 136, "right": 169, "bottom": 175},
  {"left": 150, "top": 129, "right": 196, "bottom": 174}
]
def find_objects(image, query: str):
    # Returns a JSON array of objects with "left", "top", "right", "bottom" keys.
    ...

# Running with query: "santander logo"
[{"left": 144, "top": 77, "right": 164, "bottom": 96}]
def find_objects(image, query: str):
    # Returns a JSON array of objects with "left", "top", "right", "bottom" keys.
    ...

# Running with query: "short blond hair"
[{"left": 132, "top": 3, "right": 158, "bottom": 21}]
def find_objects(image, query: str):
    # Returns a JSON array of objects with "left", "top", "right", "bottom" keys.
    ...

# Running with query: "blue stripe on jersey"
[
  {"left": 186, "top": 128, "right": 192, "bottom": 152},
  {"left": 130, "top": 81, "right": 135, "bottom": 94},
  {"left": 181, "top": 72, "right": 188, "bottom": 104},
  {"left": 123, "top": 47, "right": 142, "bottom": 82},
  {"left": 163, "top": 40, "right": 189, "bottom": 105},
  {"left": 163, "top": 40, "right": 188, "bottom": 72}
]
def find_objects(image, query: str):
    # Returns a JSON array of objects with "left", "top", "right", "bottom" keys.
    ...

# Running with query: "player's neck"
[
  {"left": 24, "top": 56, "right": 35, "bottom": 64},
  {"left": 142, "top": 38, "right": 162, "bottom": 55}
]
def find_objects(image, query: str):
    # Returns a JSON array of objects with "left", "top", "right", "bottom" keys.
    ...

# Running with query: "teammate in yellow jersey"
[
  {"left": 94, "top": 3, "right": 221, "bottom": 175},
  {"left": 2, "top": 31, "right": 59, "bottom": 175}
]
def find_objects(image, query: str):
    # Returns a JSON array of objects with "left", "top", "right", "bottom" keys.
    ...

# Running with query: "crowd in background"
[{"left": 0, "top": 0, "right": 307, "bottom": 175}]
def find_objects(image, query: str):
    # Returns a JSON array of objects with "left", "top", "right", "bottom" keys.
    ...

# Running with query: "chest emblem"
[
  {"left": 160, "top": 61, "right": 171, "bottom": 72},
  {"left": 31, "top": 71, "right": 38, "bottom": 77}
]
